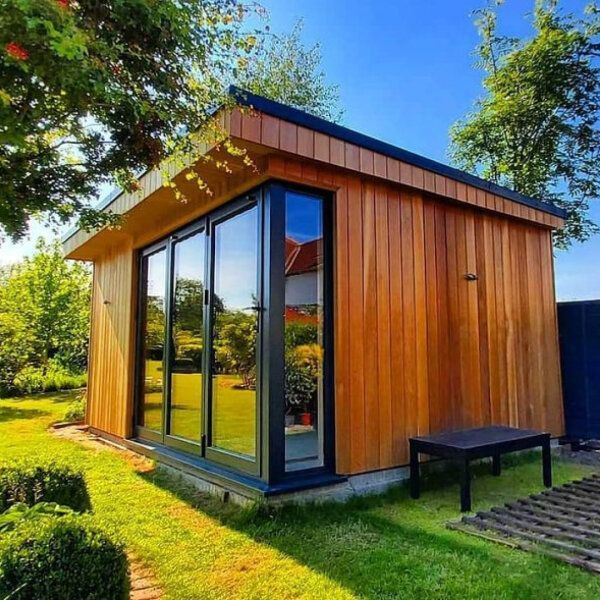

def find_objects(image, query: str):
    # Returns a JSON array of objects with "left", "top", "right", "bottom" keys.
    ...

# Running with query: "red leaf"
[{"left": 5, "top": 42, "right": 29, "bottom": 61}]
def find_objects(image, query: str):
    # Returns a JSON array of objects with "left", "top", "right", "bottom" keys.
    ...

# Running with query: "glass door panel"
[
  {"left": 139, "top": 248, "right": 167, "bottom": 433},
  {"left": 284, "top": 192, "right": 325, "bottom": 471},
  {"left": 209, "top": 205, "right": 259, "bottom": 462},
  {"left": 167, "top": 230, "right": 205, "bottom": 444}
]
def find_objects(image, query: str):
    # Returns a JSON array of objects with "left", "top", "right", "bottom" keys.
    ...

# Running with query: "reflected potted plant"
[
  {"left": 284, "top": 356, "right": 317, "bottom": 427},
  {"left": 285, "top": 412, "right": 296, "bottom": 428},
  {"left": 299, "top": 408, "right": 313, "bottom": 427}
]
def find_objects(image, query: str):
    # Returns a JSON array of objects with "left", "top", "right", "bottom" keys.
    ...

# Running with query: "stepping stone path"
[
  {"left": 129, "top": 555, "right": 163, "bottom": 600},
  {"left": 51, "top": 425, "right": 162, "bottom": 597},
  {"left": 448, "top": 473, "right": 600, "bottom": 573}
]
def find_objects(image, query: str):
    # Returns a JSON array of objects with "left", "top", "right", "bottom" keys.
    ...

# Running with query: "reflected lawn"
[
  {"left": 170, "top": 371, "right": 203, "bottom": 442},
  {"left": 142, "top": 362, "right": 255, "bottom": 456},
  {"left": 212, "top": 374, "right": 255, "bottom": 458}
]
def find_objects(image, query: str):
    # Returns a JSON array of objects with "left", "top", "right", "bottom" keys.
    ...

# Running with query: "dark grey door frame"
[{"left": 133, "top": 181, "right": 335, "bottom": 485}]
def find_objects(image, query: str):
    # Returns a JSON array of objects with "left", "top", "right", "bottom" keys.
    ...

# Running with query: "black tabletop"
[{"left": 410, "top": 425, "right": 549, "bottom": 450}]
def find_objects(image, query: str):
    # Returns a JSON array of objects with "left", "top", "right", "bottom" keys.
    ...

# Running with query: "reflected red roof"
[
  {"left": 285, "top": 306, "right": 319, "bottom": 325},
  {"left": 285, "top": 237, "right": 322, "bottom": 276}
]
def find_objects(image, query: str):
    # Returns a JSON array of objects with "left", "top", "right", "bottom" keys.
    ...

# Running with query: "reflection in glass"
[
  {"left": 140, "top": 249, "right": 167, "bottom": 431},
  {"left": 211, "top": 207, "right": 258, "bottom": 458},
  {"left": 284, "top": 192, "right": 324, "bottom": 471},
  {"left": 169, "top": 232, "right": 205, "bottom": 442}
]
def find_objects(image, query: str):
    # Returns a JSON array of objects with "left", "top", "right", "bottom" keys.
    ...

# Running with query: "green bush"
[
  {"left": 0, "top": 515, "right": 129, "bottom": 600},
  {"left": 0, "top": 502, "right": 75, "bottom": 534},
  {"left": 285, "top": 356, "right": 317, "bottom": 414},
  {"left": 64, "top": 396, "right": 86, "bottom": 423},
  {"left": 0, "top": 461, "right": 91, "bottom": 513},
  {"left": 12, "top": 361, "right": 86, "bottom": 396},
  {"left": 284, "top": 322, "right": 318, "bottom": 350}
]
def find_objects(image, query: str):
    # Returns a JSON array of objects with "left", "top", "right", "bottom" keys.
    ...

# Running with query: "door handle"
[{"left": 241, "top": 304, "right": 262, "bottom": 312}]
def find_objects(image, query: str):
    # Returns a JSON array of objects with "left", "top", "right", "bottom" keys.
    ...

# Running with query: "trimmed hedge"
[
  {"left": 11, "top": 364, "right": 87, "bottom": 396},
  {"left": 0, "top": 462, "right": 91, "bottom": 513},
  {"left": 0, "top": 515, "right": 129, "bottom": 600}
]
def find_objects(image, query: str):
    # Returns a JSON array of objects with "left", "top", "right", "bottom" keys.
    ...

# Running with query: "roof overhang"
[{"left": 63, "top": 87, "right": 566, "bottom": 261}]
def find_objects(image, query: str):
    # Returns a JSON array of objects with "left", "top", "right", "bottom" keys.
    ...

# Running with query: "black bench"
[{"left": 409, "top": 426, "right": 552, "bottom": 512}]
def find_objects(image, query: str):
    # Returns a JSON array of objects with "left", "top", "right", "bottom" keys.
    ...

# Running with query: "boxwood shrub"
[
  {"left": 0, "top": 515, "right": 129, "bottom": 600},
  {"left": 0, "top": 461, "right": 91, "bottom": 513}
]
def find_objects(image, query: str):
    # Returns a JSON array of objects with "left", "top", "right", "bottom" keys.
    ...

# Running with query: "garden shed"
[{"left": 63, "top": 88, "right": 566, "bottom": 500}]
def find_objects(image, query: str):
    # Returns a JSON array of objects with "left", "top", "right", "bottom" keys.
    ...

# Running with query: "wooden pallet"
[{"left": 448, "top": 474, "right": 600, "bottom": 573}]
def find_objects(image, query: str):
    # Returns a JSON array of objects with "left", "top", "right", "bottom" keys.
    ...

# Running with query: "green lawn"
[{"left": 1, "top": 391, "right": 599, "bottom": 600}]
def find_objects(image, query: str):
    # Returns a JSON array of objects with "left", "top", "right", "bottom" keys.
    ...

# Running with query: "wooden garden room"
[{"left": 63, "top": 89, "right": 566, "bottom": 501}]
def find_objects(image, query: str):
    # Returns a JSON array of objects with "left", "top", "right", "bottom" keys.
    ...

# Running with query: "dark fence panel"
[{"left": 558, "top": 300, "right": 600, "bottom": 440}]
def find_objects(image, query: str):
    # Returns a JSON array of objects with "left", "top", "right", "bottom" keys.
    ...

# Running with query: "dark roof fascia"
[{"left": 229, "top": 86, "right": 567, "bottom": 220}]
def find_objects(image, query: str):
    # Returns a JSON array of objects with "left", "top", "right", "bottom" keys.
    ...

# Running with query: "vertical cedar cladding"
[
  {"left": 270, "top": 156, "right": 564, "bottom": 474},
  {"left": 86, "top": 242, "right": 136, "bottom": 438},
  {"left": 335, "top": 176, "right": 563, "bottom": 473}
]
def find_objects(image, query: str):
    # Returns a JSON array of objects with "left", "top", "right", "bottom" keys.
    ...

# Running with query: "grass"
[{"left": 1, "top": 391, "right": 599, "bottom": 599}]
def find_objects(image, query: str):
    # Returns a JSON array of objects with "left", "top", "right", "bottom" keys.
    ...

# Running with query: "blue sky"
[
  {"left": 2, "top": 0, "right": 598, "bottom": 300},
  {"left": 262, "top": 0, "right": 600, "bottom": 301}
]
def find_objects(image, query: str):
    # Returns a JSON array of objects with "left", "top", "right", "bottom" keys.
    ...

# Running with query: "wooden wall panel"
[
  {"left": 86, "top": 242, "right": 135, "bottom": 438},
  {"left": 267, "top": 156, "right": 564, "bottom": 474}
]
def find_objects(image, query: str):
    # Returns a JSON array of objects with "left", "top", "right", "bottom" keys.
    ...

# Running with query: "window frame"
[
  {"left": 133, "top": 181, "right": 335, "bottom": 485},
  {"left": 203, "top": 193, "right": 263, "bottom": 476},
  {"left": 163, "top": 220, "right": 208, "bottom": 456},
  {"left": 263, "top": 182, "right": 336, "bottom": 483}
]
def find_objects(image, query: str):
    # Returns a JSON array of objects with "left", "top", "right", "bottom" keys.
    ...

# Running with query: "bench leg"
[
  {"left": 542, "top": 439, "right": 552, "bottom": 488},
  {"left": 460, "top": 458, "right": 472, "bottom": 512},
  {"left": 492, "top": 453, "right": 501, "bottom": 477},
  {"left": 410, "top": 445, "right": 420, "bottom": 499}
]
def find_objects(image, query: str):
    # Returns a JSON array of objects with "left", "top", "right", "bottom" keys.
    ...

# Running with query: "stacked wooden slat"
[{"left": 449, "top": 474, "right": 600, "bottom": 573}]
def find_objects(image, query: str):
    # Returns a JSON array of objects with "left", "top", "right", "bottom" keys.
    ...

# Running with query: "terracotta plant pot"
[{"left": 300, "top": 412, "right": 312, "bottom": 426}]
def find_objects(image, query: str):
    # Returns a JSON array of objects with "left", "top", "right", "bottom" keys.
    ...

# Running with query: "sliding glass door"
[
  {"left": 206, "top": 202, "right": 260, "bottom": 471},
  {"left": 138, "top": 247, "right": 168, "bottom": 437},
  {"left": 166, "top": 227, "right": 206, "bottom": 448},
  {"left": 137, "top": 225, "right": 206, "bottom": 451},
  {"left": 135, "top": 184, "right": 332, "bottom": 482}
]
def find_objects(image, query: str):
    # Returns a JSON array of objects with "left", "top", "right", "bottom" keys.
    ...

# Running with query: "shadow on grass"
[
  {"left": 0, "top": 405, "right": 50, "bottom": 423},
  {"left": 135, "top": 452, "right": 578, "bottom": 599},
  {"left": 0, "top": 390, "right": 81, "bottom": 406}
]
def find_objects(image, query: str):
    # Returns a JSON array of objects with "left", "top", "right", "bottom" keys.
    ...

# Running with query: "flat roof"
[
  {"left": 63, "top": 87, "right": 566, "bottom": 246},
  {"left": 230, "top": 86, "right": 566, "bottom": 220}
]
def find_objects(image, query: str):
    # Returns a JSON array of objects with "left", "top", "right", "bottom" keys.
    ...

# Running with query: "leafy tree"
[
  {"left": 173, "top": 278, "right": 204, "bottom": 336},
  {"left": 172, "top": 277, "right": 204, "bottom": 369},
  {"left": 144, "top": 296, "right": 166, "bottom": 359},
  {"left": 0, "top": 0, "right": 261, "bottom": 242},
  {"left": 450, "top": 0, "right": 599, "bottom": 248},
  {"left": 213, "top": 310, "right": 257, "bottom": 388},
  {"left": 0, "top": 239, "right": 91, "bottom": 392},
  {"left": 284, "top": 321, "right": 318, "bottom": 350},
  {"left": 237, "top": 20, "right": 342, "bottom": 122}
]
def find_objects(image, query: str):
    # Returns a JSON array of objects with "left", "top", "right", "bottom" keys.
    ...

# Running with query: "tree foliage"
[
  {"left": 213, "top": 310, "right": 257, "bottom": 388},
  {"left": 0, "top": 239, "right": 90, "bottom": 394},
  {"left": 237, "top": 19, "right": 342, "bottom": 122},
  {"left": 450, "top": 0, "right": 600, "bottom": 248},
  {"left": 0, "top": 0, "right": 261, "bottom": 242}
]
